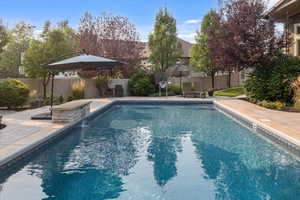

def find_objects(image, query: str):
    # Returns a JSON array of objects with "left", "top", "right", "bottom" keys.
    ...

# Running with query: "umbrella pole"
[
  {"left": 180, "top": 71, "right": 182, "bottom": 96},
  {"left": 50, "top": 72, "right": 55, "bottom": 116}
]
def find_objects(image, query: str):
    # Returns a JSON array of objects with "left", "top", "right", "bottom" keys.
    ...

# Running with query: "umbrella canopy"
[
  {"left": 47, "top": 54, "right": 124, "bottom": 71},
  {"left": 167, "top": 65, "right": 193, "bottom": 77},
  {"left": 167, "top": 65, "right": 193, "bottom": 72}
]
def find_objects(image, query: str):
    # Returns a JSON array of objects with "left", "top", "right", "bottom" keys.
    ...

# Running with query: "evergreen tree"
[{"left": 149, "top": 8, "right": 181, "bottom": 72}]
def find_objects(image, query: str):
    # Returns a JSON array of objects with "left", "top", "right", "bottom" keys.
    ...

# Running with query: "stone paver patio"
[
  {"left": 0, "top": 97, "right": 299, "bottom": 166},
  {"left": 217, "top": 99, "right": 300, "bottom": 140}
]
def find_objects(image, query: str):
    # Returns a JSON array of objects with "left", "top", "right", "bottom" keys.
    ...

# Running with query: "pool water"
[{"left": 0, "top": 103, "right": 299, "bottom": 200}]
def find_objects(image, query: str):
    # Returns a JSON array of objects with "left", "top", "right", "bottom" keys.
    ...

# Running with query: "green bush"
[
  {"left": 257, "top": 100, "right": 285, "bottom": 110},
  {"left": 245, "top": 54, "right": 300, "bottom": 103},
  {"left": 67, "top": 94, "right": 74, "bottom": 102},
  {"left": 168, "top": 84, "right": 182, "bottom": 95},
  {"left": 43, "top": 94, "right": 64, "bottom": 105},
  {"left": 128, "top": 73, "right": 155, "bottom": 96},
  {"left": 0, "top": 79, "right": 30, "bottom": 109}
]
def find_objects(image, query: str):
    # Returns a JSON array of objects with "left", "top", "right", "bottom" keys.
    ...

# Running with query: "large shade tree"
[
  {"left": 0, "top": 20, "right": 8, "bottom": 54},
  {"left": 216, "top": 0, "right": 288, "bottom": 71},
  {"left": 190, "top": 10, "right": 221, "bottom": 90},
  {"left": 77, "top": 13, "right": 141, "bottom": 78},
  {"left": 0, "top": 20, "right": 9, "bottom": 78},
  {"left": 0, "top": 22, "right": 34, "bottom": 77},
  {"left": 148, "top": 8, "right": 182, "bottom": 72},
  {"left": 24, "top": 21, "right": 75, "bottom": 100}
]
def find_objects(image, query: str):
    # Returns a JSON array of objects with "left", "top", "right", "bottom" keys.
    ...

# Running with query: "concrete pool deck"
[{"left": 0, "top": 97, "right": 299, "bottom": 167}]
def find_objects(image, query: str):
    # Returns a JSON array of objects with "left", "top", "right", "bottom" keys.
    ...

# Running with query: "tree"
[
  {"left": 24, "top": 21, "right": 75, "bottom": 100},
  {"left": 148, "top": 8, "right": 182, "bottom": 72},
  {"left": 77, "top": 13, "right": 141, "bottom": 78},
  {"left": 0, "top": 20, "right": 8, "bottom": 54},
  {"left": 217, "top": 0, "right": 288, "bottom": 71},
  {"left": 190, "top": 10, "right": 221, "bottom": 90},
  {"left": 0, "top": 20, "right": 10, "bottom": 78},
  {"left": 0, "top": 21, "right": 34, "bottom": 77}
]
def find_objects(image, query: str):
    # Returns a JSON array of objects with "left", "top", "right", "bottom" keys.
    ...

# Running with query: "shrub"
[
  {"left": 245, "top": 54, "right": 300, "bottom": 103},
  {"left": 128, "top": 73, "right": 155, "bottom": 96},
  {"left": 43, "top": 94, "right": 64, "bottom": 105},
  {"left": 71, "top": 80, "right": 85, "bottom": 100},
  {"left": 0, "top": 79, "right": 30, "bottom": 109},
  {"left": 292, "top": 76, "right": 300, "bottom": 109},
  {"left": 67, "top": 94, "right": 74, "bottom": 102},
  {"left": 168, "top": 84, "right": 181, "bottom": 95},
  {"left": 257, "top": 100, "right": 285, "bottom": 110}
]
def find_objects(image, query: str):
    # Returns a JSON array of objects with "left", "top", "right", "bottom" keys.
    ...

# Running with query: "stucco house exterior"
[
  {"left": 269, "top": 0, "right": 300, "bottom": 56},
  {"left": 139, "top": 38, "right": 193, "bottom": 69}
]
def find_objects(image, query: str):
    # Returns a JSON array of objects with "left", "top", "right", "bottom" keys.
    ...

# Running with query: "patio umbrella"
[
  {"left": 167, "top": 65, "right": 193, "bottom": 94},
  {"left": 32, "top": 53, "right": 124, "bottom": 120},
  {"left": 47, "top": 54, "right": 124, "bottom": 71}
]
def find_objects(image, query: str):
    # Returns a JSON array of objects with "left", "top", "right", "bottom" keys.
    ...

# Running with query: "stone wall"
[{"left": 51, "top": 103, "right": 90, "bottom": 123}]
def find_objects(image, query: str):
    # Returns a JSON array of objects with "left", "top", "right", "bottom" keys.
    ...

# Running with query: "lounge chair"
[{"left": 182, "top": 82, "right": 206, "bottom": 98}]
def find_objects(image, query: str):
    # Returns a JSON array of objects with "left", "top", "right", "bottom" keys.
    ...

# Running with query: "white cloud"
[
  {"left": 33, "top": 29, "right": 42, "bottom": 40},
  {"left": 185, "top": 19, "right": 201, "bottom": 24},
  {"left": 178, "top": 33, "right": 196, "bottom": 42},
  {"left": 136, "top": 25, "right": 153, "bottom": 42},
  {"left": 137, "top": 19, "right": 200, "bottom": 43}
]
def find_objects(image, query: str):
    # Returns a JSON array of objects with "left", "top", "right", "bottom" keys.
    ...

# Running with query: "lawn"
[{"left": 214, "top": 87, "right": 245, "bottom": 97}]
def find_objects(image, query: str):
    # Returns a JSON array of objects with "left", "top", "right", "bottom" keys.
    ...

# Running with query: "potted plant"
[
  {"left": 0, "top": 115, "right": 5, "bottom": 129},
  {"left": 208, "top": 89, "right": 214, "bottom": 97}
]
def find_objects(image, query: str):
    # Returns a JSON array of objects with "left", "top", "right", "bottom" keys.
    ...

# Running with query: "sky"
[{"left": 0, "top": 0, "right": 278, "bottom": 43}]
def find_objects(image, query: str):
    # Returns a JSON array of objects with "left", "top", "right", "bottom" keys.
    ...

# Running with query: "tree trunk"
[
  {"left": 211, "top": 73, "right": 215, "bottom": 90},
  {"left": 42, "top": 83, "right": 47, "bottom": 101},
  {"left": 228, "top": 71, "right": 232, "bottom": 88},
  {"left": 42, "top": 73, "right": 51, "bottom": 101}
]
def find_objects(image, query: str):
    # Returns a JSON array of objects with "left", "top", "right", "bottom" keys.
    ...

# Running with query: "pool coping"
[
  {"left": 214, "top": 101, "right": 300, "bottom": 158},
  {"left": 0, "top": 98, "right": 299, "bottom": 169}
]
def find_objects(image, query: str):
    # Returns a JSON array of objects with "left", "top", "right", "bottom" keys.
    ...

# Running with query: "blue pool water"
[{"left": 0, "top": 103, "right": 300, "bottom": 200}]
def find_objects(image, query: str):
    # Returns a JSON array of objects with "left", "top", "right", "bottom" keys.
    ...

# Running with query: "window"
[
  {"left": 297, "top": 26, "right": 300, "bottom": 35},
  {"left": 297, "top": 40, "right": 300, "bottom": 56}
]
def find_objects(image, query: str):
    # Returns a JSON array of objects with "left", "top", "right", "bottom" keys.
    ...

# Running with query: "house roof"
[
  {"left": 269, "top": 0, "right": 300, "bottom": 22},
  {"left": 139, "top": 38, "right": 193, "bottom": 59}
]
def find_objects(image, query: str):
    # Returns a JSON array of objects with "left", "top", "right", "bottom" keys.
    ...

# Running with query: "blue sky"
[{"left": 0, "top": 0, "right": 277, "bottom": 43}]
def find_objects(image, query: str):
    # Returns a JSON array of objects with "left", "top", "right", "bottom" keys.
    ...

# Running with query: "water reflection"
[
  {"left": 147, "top": 137, "right": 181, "bottom": 186},
  {"left": 192, "top": 139, "right": 300, "bottom": 200},
  {"left": 41, "top": 169, "right": 124, "bottom": 200}
]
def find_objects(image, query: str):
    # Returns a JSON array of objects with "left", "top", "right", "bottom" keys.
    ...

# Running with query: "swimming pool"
[{"left": 0, "top": 102, "right": 299, "bottom": 200}]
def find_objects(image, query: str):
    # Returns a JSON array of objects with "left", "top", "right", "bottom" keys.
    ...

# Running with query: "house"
[
  {"left": 139, "top": 38, "right": 193, "bottom": 69},
  {"left": 269, "top": 0, "right": 300, "bottom": 56}
]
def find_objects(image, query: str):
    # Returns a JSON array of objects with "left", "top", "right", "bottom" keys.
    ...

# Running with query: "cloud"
[
  {"left": 137, "top": 19, "right": 199, "bottom": 43},
  {"left": 185, "top": 19, "right": 201, "bottom": 24},
  {"left": 136, "top": 25, "right": 153, "bottom": 42},
  {"left": 178, "top": 33, "right": 196, "bottom": 42}
]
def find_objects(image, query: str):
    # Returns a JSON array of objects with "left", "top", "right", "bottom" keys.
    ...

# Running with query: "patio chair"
[
  {"left": 194, "top": 83, "right": 207, "bottom": 98},
  {"left": 182, "top": 82, "right": 206, "bottom": 98},
  {"left": 115, "top": 85, "right": 124, "bottom": 97}
]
